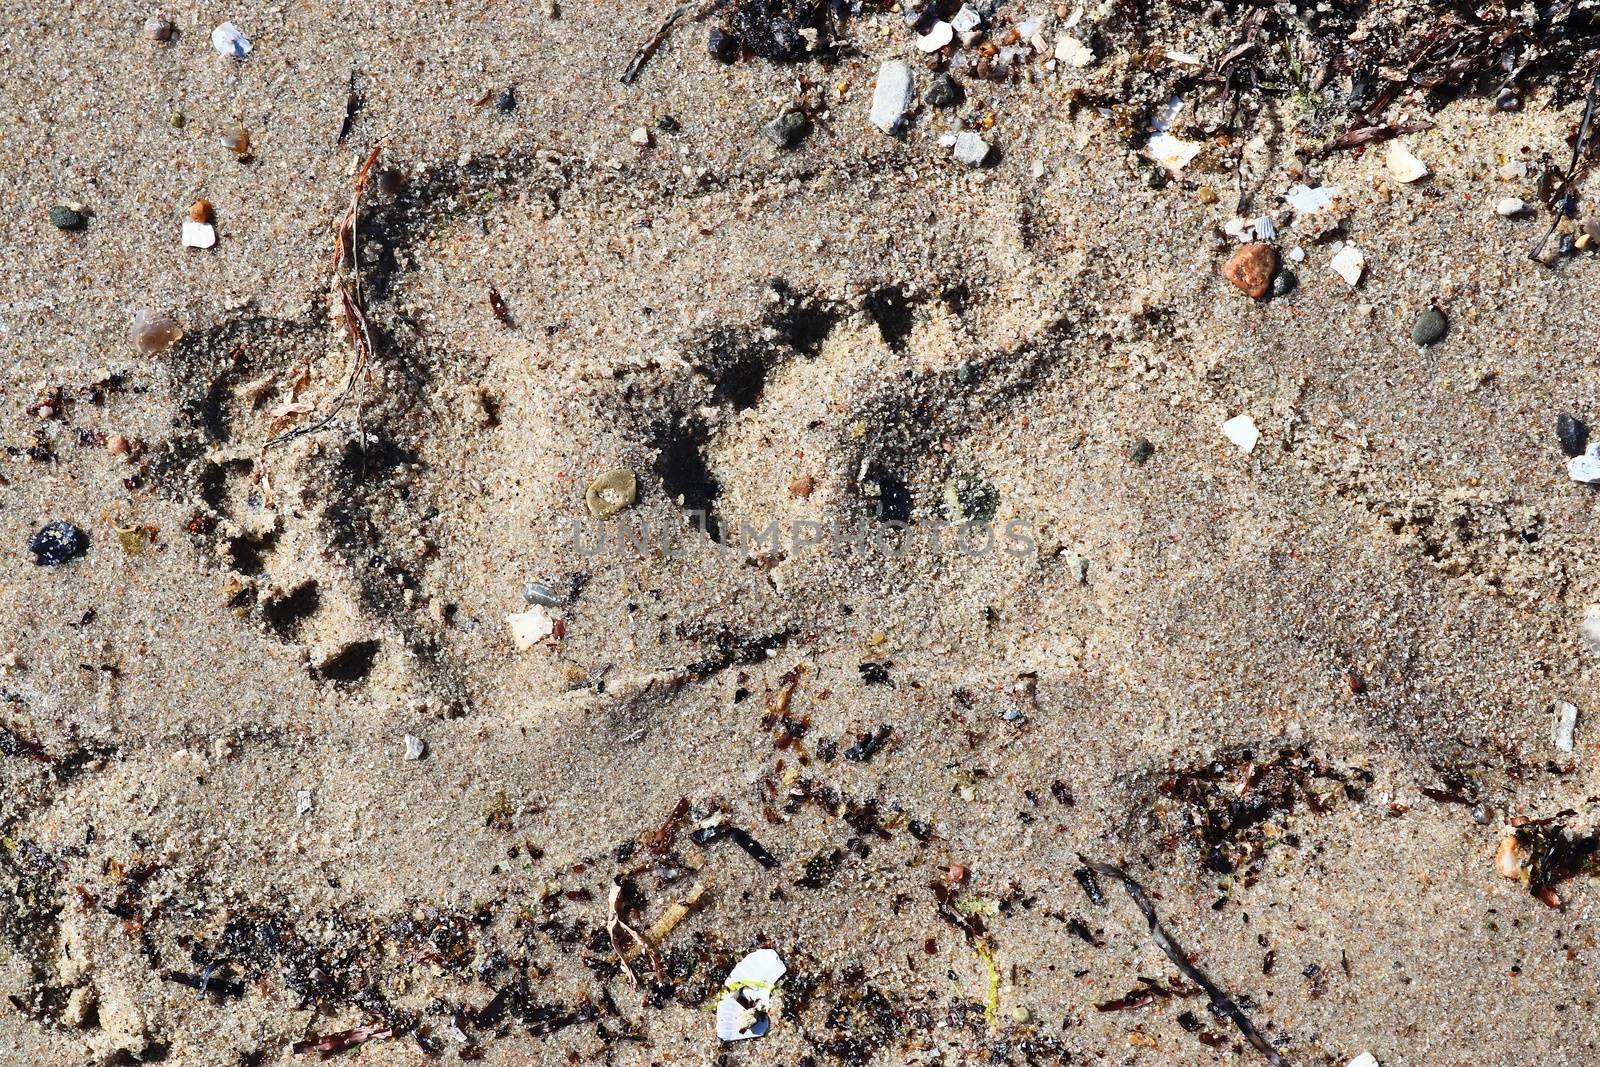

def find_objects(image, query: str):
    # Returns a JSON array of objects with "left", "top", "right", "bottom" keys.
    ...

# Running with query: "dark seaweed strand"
[{"left": 1083, "top": 859, "right": 1289, "bottom": 1067}]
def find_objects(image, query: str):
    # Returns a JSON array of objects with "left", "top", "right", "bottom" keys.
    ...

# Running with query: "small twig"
[
  {"left": 1532, "top": 69, "right": 1600, "bottom": 261},
  {"left": 607, "top": 882, "right": 658, "bottom": 988},
  {"left": 1083, "top": 858, "right": 1289, "bottom": 1067},
  {"left": 621, "top": 0, "right": 725, "bottom": 84}
]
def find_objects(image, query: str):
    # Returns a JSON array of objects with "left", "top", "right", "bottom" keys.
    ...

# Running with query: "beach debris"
[
  {"left": 844, "top": 724, "right": 893, "bottom": 763},
  {"left": 1566, "top": 442, "right": 1600, "bottom": 484},
  {"left": 715, "top": 949, "right": 786, "bottom": 1041},
  {"left": 1056, "top": 34, "right": 1095, "bottom": 67},
  {"left": 1582, "top": 605, "right": 1600, "bottom": 654},
  {"left": 488, "top": 286, "right": 513, "bottom": 327},
  {"left": 1146, "top": 97, "right": 1201, "bottom": 173},
  {"left": 1552, "top": 700, "right": 1579, "bottom": 753},
  {"left": 130, "top": 308, "right": 182, "bottom": 354},
  {"left": 623, "top": 1, "right": 694, "bottom": 82},
  {"left": 1385, "top": 141, "right": 1429, "bottom": 183},
  {"left": 1224, "top": 216, "right": 1276, "bottom": 242},
  {"left": 295, "top": 789, "right": 313, "bottom": 817},
  {"left": 1221, "top": 243, "right": 1276, "bottom": 298},
  {"left": 1083, "top": 859, "right": 1288, "bottom": 1066},
  {"left": 645, "top": 882, "right": 708, "bottom": 944},
  {"left": 181, "top": 220, "right": 216, "bottom": 249},
  {"left": 292, "top": 1025, "right": 392, "bottom": 1057},
  {"left": 916, "top": 21, "right": 953, "bottom": 52},
  {"left": 1285, "top": 184, "right": 1341, "bottom": 215},
  {"left": 690, "top": 819, "right": 779, "bottom": 868},
  {"left": 952, "top": 131, "right": 990, "bottom": 167},
  {"left": 1330, "top": 244, "right": 1366, "bottom": 286},
  {"left": 48, "top": 205, "right": 86, "bottom": 231},
  {"left": 506, "top": 605, "right": 556, "bottom": 650},
  {"left": 762, "top": 109, "right": 810, "bottom": 150},
  {"left": 1348, "top": 1055, "right": 1380, "bottom": 1067},
  {"left": 1271, "top": 268, "right": 1297, "bottom": 297},
  {"left": 144, "top": 16, "right": 174, "bottom": 41},
  {"left": 1496, "top": 197, "right": 1528, "bottom": 217},
  {"left": 337, "top": 69, "right": 362, "bottom": 142},
  {"left": 607, "top": 881, "right": 657, "bottom": 987},
  {"left": 495, "top": 86, "right": 516, "bottom": 113},
  {"left": 28, "top": 521, "right": 88, "bottom": 566},
  {"left": 1495, "top": 818, "right": 1600, "bottom": 907},
  {"left": 403, "top": 734, "right": 427, "bottom": 761},
  {"left": 1558, "top": 414, "right": 1589, "bottom": 458},
  {"left": 870, "top": 60, "right": 914, "bottom": 135},
  {"left": 1222, "top": 415, "right": 1259, "bottom": 453},
  {"left": 210, "top": 21, "right": 251, "bottom": 58},
  {"left": 1532, "top": 72, "right": 1600, "bottom": 260},
  {"left": 926, "top": 73, "right": 961, "bottom": 108},
  {"left": 943, "top": 473, "right": 997, "bottom": 522},
  {"left": 586, "top": 467, "right": 637, "bottom": 518},
  {"left": 219, "top": 126, "right": 251, "bottom": 158},
  {"left": 1412, "top": 307, "right": 1447, "bottom": 346}
]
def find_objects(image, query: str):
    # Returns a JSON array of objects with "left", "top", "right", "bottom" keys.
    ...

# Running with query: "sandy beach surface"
[{"left": 5, "top": 3, "right": 1600, "bottom": 1064}]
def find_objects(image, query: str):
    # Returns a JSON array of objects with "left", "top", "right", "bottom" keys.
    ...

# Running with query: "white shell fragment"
[
  {"left": 1284, "top": 183, "right": 1341, "bottom": 214},
  {"left": 1330, "top": 244, "right": 1366, "bottom": 286},
  {"left": 210, "top": 21, "right": 251, "bottom": 57},
  {"left": 403, "top": 734, "right": 427, "bottom": 761},
  {"left": 1224, "top": 216, "right": 1276, "bottom": 242},
  {"left": 715, "top": 949, "right": 786, "bottom": 1042},
  {"left": 870, "top": 60, "right": 915, "bottom": 135},
  {"left": 952, "top": 131, "right": 990, "bottom": 166},
  {"left": 1568, "top": 441, "right": 1600, "bottom": 484},
  {"left": 1146, "top": 133, "right": 1201, "bottom": 173},
  {"left": 1496, "top": 197, "right": 1528, "bottom": 217},
  {"left": 181, "top": 221, "right": 216, "bottom": 249},
  {"left": 506, "top": 606, "right": 555, "bottom": 650},
  {"left": 915, "top": 21, "right": 954, "bottom": 52},
  {"left": 1553, "top": 700, "right": 1579, "bottom": 753},
  {"left": 1385, "top": 141, "right": 1429, "bottom": 183},
  {"left": 1222, "top": 414, "right": 1260, "bottom": 454},
  {"left": 1348, "top": 1055, "right": 1380, "bottom": 1067},
  {"left": 1582, "top": 605, "right": 1600, "bottom": 655},
  {"left": 1055, "top": 34, "right": 1095, "bottom": 67},
  {"left": 951, "top": 5, "right": 983, "bottom": 32}
]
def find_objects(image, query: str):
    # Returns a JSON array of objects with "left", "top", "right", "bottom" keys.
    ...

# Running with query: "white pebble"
[
  {"left": 1385, "top": 141, "right": 1429, "bottom": 183},
  {"left": 870, "top": 60, "right": 915, "bottom": 135},
  {"left": 1553, "top": 700, "right": 1579, "bottom": 753},
  {"left": 951, "top": 4, "right": 982, "bottom": 32},
  {"left": 210, "top": 21, "right": 251, "bottom": 57},
  {"left": 1582, "top": 604, "right": 1600, "bottom": 655},
  {"left": 404, "top": 734, "right": 427, "bottom": 761},
  {"left": 181, "top": 221, "right": 216, "bottom": 249},
  {"left": 1222, "top": 414, "right": 1259, "bottom": 454},
  {"left": 1055, "top": 34, "right": 1094, "bottom": 67},
  {"left": 952, "top": 131, "right": 990, "bottom": 166},
  {"left": 1496, "top": 197, "right": 1528, "bottom": 217},
  {"left": 506, "top": 605, "right": 555, "bottom": 650}
]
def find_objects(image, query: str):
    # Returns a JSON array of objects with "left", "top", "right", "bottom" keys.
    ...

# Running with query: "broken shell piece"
[
  {"left": 1223, "top": 216, "right": 1276, "bottom": 242},
  {"left": 1347, "top": 1055, "right": 1380, "bottom": 1067},
  {"left": 1330, "top": 244, "right": 1366, "bottom": 286},
  {"left": 1582, "top": 604, "right": 1600, "bottom": 655},
  {"left": 915, "top": 21, "right": 953, "bottom": 52},
  {"left": 181, "top": 220, "right": 216, "bottom": 248},
  {"left": 1568, "top": 442, "right": 1600, "bottom": 484},
  {"left": 130, "top": 308, "right": 183, "bottom": 354},
  {"left": 506, "top": 606, "right": 556, "bottom": 650},
  {"left": 1385, "top": 141, "right": 1429, "bottom": 183},
  {"left": 1055, "top": 35, "right": 1094, "bottom": 67},
  {"left": 715, "top": 949, "right": 786, "bottom": 1042},
  {"left": 586, "top": 467, "right": 637, "bottom": 518},
  {"left": 1496, "top": 197, "right": 1528, "bottom": 217},
  {"left": 951, "top": 4, "right": 982, "bottom": 32},
  {"left": 210, "top": 21, "right": 251, "bottom": 57},
  {"left": 1553, "top": 700, "right": 1579, "bottom": 753},
  {"left": 1495, "top": 834, "right": 1528, "bottom": 881},
  {"left": 403, "top": 734, "right": 427, "bottom": 761},
  {"left": 1222, "top": 414, "right": 1259, "bottom": 454},
  {"left": 1284, "top": 183, "right": 1341, "bottom": 215},
  {"left": 1145, "top": 133, "right": 1201, "bottom": 174}
]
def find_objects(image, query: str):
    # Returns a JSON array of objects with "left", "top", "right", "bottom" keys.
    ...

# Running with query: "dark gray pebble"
[
  {"left": 495, "top": 87, "right": 516, "bottom": 113},
  {"left": 1270, "top": 269, "right": 1297, "bottom": 298},
  {"left": 49, "top": 205, "right": 85, "bottom": 231},
  {"left": 762, "top": 110, "right": 810, "bottom": 150},
  {"left": 1558, "top": 413, "right": 1589, "bottom": 458},
  {"left": 1412, "top": 307, "right": 1447, "bottom": 346},
  {"left": 1129, "top": 438, "right": 1155, "bottom": 465},
  {"left": 29, "top": 521, "right": 88, "bottom": 566},
  {"left": 926, "top": 74, "right": 962, "bottom": 108}
]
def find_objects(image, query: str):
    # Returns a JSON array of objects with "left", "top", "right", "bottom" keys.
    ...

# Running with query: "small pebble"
[
  {"left": 629, "top": 126, "right": 651, "bottom": 147},
  {"left": 167, "top": 111, "right": 185, "bottom": 128},
  {"left": 1412, "top": 307, "right": 1447, "bottom": 346},
  {"left": 1495, "top": 197, "right": 1528, "bottom": 217},
  {"left": 1129, "top": 438, "right": 1154, "bottom": 465},
  {"left": 210, "top": 21, "right": 251, "bottom": 57},
  {"left": 1495, "top": 87, "right": 1520, "bottom": 111},
  {"left": 143, "top": 15, "right": 174, "bottom": 41},
  {"left": 189, "top": 199, "right": 213, "bottom": 223},
  {"left": 1557, "top": 414, "right": 1589, "bottom": 458},
  {"left": 926, "top": 73, "right": 962, "bottom": 108},
  {"left": 586, "top": 467, "right": 638, "bottom": 518},
  {"left": 182, "top": 220, "right": 217, "bottom": 249},
  {"left": 219, "top": 127, "right": 251, "bottom": 157},
  {"left": 1270, "top": 268, "right": 1297, "bottom": 298},
  {"left": 1011, "top": 1006, "right": 1032, "bottom": 1024},
  {"left": 28, "top": 521, "right": 88, "bottom": 566},
  {"left": 762, "top": 110, "right": 810, "bottom": 150},
  {"left": 49, "top": 205, "right": 86, "bottom": 231},
  {"left": 403, "top": 734, "right": 427, "bottom": 761},
  {"left": 789, "top": 475, "right": 816, "bottom": 498},
  {"left": 523, "top": 581, "right": 565, "bottom": 608},
  {"left": 707, "top": 26, "right": 738, "bottom": 62},
  {"left": 496, "top": 86, "right": 516, "bottom": 113},
  {"left": 870, "top": 60, "right": 914, "bottom": 135},
  {"left": 1221, "top": 243, "right": 1276, "bottom": 299},
  {"left": 952, "top": 131, "right": 990, "bottom": 167},
  {"left": 106, "top": 434, "right": 131, "bottom": 456}
]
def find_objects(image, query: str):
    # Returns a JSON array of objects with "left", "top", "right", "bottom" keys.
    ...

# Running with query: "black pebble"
[
  {"left": 926, "top": 73, "right": 963, "bottom": 108},
  {"left": 495, "top": 87, "right": 516, "bottom": 113},
  {"left": 1129, "top": 438, "right": 1155, "bottom": 465},
  {"left": 1558, "top": 414, "right": 1589, "bottom": 458},
  {"left": 29, "top": 521, "right": 88, "bottom": 566},
  {"left": 707, "top": 26, "right": 738, "bottom": 62},
  {"left": 1271, "top": 268, "right": 1297, "bottom": 298}
]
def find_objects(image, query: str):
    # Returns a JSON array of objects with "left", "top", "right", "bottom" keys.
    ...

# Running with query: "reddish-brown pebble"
[
  {"left": 1222, "top": 242, "right": 1276, "bottom": 299},
  {"left": 789, "top": 475, "right": 815, "bottom": 498}
]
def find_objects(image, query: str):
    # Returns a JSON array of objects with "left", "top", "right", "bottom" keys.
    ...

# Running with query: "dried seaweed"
[
  {"left": 1084, "top": 859, "right": 1287, "bottom": 1067},
  {"left": 690, "top": 822, "right": 779, "bottom": 868}
]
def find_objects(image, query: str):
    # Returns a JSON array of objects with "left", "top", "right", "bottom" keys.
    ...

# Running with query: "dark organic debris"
[
  {"left": 622, "top": 2, "right": 700, "bottom": 84},
  {"left": 1505, "top": 815, "right": 1600, "bottom": 906},
  {"left": 28, "top": 520, "right": 88, "bottom": 566},
  {"left": 1084, "top": 859, "right": 1288, "bottom": 1067},
  {"left": 843, "top": 724, "right": 892, "bottom": 763},
  {"left": 488, "top": 286, "right": 513, "bottom": 327},
  {"left": 1073, "top": 866, "right": 1105, "bottom": 907},
  {"left": 1533, "top": 71, "right": 1600, "bottom": 261},
  {"left": 690, "top": 822, "right": 779, "bottom": 869},
  {"left": 337, "top": 69, "right": 361, "bottom": 143},
  {"left": 857, "top": 661, "right": 893, "bottom": 687},
  {"left": 1559, "top": 413, "right": 1590, "bottom": 458},
  {"left": 292, "top": 1023, "right": 392, "bottom": 1058}
]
